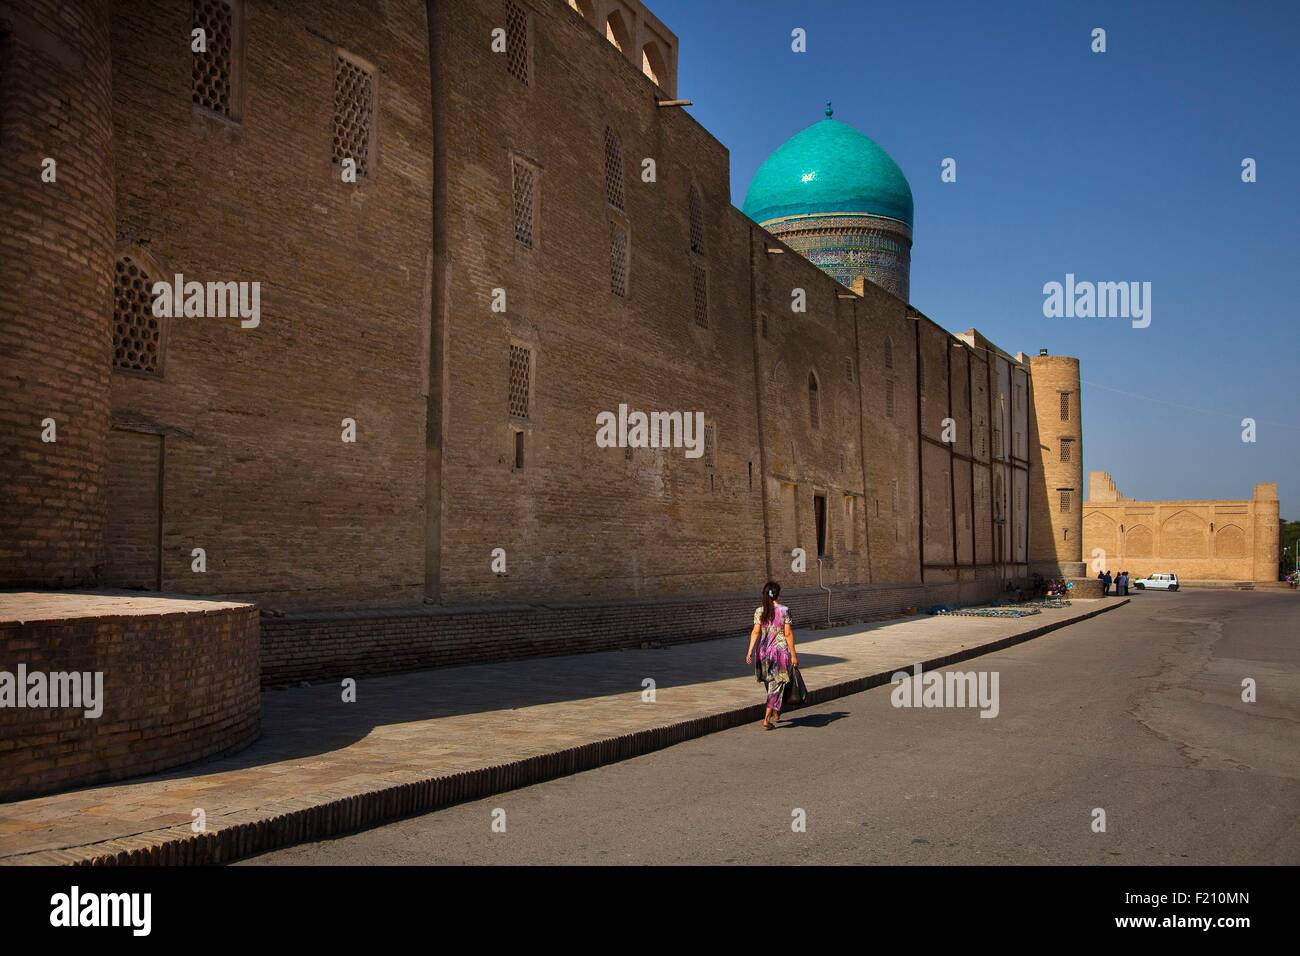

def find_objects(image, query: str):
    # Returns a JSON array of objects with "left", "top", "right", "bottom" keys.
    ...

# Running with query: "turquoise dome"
[{"left": 742, "top": 114, "right": 913, "bottom": 228}]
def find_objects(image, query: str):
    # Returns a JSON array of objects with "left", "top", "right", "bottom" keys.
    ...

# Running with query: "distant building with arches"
[{"left": 1084, "top": 472, "right": 1280, "bottom": 583}]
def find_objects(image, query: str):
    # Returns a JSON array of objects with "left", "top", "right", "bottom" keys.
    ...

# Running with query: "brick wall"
[
  {"left": 432, "top": 0, "right": 768, "bottom": 606},
  {"left": 0, "top": 0, "right": 115, "bottom": 587},
  {"left": 260, "top": 576, "right": 1010, "bottom": 686},
  {"left": 0, "top": 600, "right": 260, "bottom": 801},
  {"left": 749, "top": 224, "right": 868, "bottom": 587},
  {"left": 106, "top": 0, "right": 434, "bottom": 609},
  {"left": 428, "top": 0, "right": 1058, "bottom": 611},
  {"left": 3, "top": 0, "right": 1077, "bottom": 631},
  {"left": 105, "top": 429, "right": 162, "bottom": 589},
  {"left": 858, "top": 286, "right": 921, "bottom": 581},
  {"left": 1083, "top": 475, "right": 1281, "bottom": 582}
]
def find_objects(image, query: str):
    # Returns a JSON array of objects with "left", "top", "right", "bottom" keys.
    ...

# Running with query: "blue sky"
[{"left": 654, "top": 0, "right": 1297, "bottom": 517}]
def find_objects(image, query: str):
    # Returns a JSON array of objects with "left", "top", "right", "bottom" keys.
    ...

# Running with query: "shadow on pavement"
[
  {"left": 70, "top": 636, "right": 854, "bottom": 788},
  {"left": 779, "top": 710, "right": 851, "bottom": 728}
]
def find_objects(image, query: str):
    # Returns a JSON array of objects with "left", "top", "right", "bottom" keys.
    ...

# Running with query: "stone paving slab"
[{"left": 0, "top": 598, "right": 1126, "bottom": 865}]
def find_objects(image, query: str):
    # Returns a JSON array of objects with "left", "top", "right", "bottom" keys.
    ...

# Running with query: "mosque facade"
[{"left": 2, "top": 0, "right": 1085, "bottom": 683}]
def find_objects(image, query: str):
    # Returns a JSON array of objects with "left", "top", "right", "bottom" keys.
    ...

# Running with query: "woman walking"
[{"left": 746, "top": 580, "right": 798, "bottom": 730}]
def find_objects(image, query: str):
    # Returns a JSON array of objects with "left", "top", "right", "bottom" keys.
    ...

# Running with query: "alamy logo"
[
  {"left": 152, "top": 273, "right": 261, "bottom": 328},
  {"left": 595, "top": 404, "right": 705, "bottom": 459},
  {"left": 890, "top": 663, "right": 1000, "bottom": 718},
  {"left": 1042, "top": 273, "right": 1151, "bottom": 328},
  {"left": 0, "top": 664, "right": 103, "bottom": 718},
  {"left": 50, "top": 886, "right": 151, "bottom": 936}
]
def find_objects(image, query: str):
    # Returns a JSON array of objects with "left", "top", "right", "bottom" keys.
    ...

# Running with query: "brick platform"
[
  {"left": 1067, "top": 577, "right": 1104, "bottom": 598},
  {"left": 0, "top": 591, "right": 261, "bottom": 801}
]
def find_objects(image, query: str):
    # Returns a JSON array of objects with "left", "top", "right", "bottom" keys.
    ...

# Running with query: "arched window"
[
  {"left": 808, "top": 372, "right": 820, "bottom": 430},
  {"left": 884, "top": 336, "right": 894, "bottom": 369},
  {"left": 567, "top": 0, "right": 597, "bottom": 22},
  {"left": 642, "top": 41, "right": 668, "bottom": 87},
  {"left": 603, "top": 126, "right": 625, "bottom": 211},
  {"left": 605, "top": 10, "right": 631, "bottom": 52},
  {"left": 113, "top": 252, "right": 163, "bottom": 375},
  {"left": 688, "top": 184, "right": 704, "bottom": 254}
]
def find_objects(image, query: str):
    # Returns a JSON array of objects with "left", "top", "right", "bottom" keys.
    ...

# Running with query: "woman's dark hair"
[{"left": 760, "top": 580, "right": 781, "bottom": 625}]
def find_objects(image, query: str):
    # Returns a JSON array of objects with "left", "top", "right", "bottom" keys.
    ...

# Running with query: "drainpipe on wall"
[{"left": 817, "top": 558, "right": 832, "bottom": 625}]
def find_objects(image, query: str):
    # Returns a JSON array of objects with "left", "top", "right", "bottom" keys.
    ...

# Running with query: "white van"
[{"left": 1134, "top": 572, "right": 1179, "bottom": 591}]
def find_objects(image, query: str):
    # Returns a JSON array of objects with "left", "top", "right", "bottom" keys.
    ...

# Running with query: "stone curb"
[{"left": 9, "top": 599, "right": 1128, "bottom": 867}]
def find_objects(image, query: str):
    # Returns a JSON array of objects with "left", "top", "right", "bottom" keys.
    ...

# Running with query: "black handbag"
[{"left": 783, "top": 665, "right": 808, "bottom": 706}]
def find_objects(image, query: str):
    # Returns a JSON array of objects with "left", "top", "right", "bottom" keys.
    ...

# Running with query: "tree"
[{"left": 1281, "top": 520, "right": 1300, "bottom": 580}]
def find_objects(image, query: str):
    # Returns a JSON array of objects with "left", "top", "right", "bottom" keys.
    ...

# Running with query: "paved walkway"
[{"left": 0, "top": 598, "right": 1124, "bottom": 865}]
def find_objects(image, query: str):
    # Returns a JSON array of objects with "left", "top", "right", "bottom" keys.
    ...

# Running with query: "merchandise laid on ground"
[{"left": 938, "top": 605, "right": 1044, "bottom": 618}]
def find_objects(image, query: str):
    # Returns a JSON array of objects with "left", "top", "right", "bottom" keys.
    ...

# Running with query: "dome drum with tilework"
[{"left": 743, "top": 106, "right": 914, "bottom": 300}]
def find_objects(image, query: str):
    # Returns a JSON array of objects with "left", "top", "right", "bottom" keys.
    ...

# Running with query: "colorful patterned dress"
[{"left": 754, "top": 604, "right": 792, "bottom": 712}]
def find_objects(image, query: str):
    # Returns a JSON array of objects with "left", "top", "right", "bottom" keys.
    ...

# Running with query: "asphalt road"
[{"left": 243, "top": 590, "right": 1300, "bottom": 865}]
